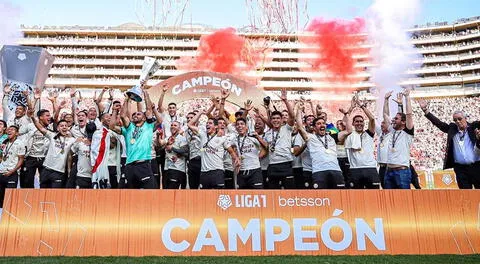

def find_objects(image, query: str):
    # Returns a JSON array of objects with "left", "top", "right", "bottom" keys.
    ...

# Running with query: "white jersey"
[
  {"left": 0, "top": 139, "right": 26, "bottom": 173},
  {"left": 375, "top": 125, "right": 393, "bottom": 164},
  {"left": 307, "top": 133, "right": 341, "bottom": 173},
  {"left": 294, "top": 135, "right": 312, "bottom": 172},
  {"left": 233, "top": 134, "right": 261, "bottom": 171},
  {"left": 386, "top": 128, "right": 414, "bottom": 167},
  {"left": 43, "top": 131, "right": 77, "bottom": 173},
  {"left": 223, "top": 132, "right": 235, "bottom": 171},
  {"left": 264, "top": 125, "right": 293, "bottom": 164},
  {"left": 165, "top": 134, "right": 188, "bottom": 172},
  {"left": 291, "top": 134, "right": 302, "bottom": 168},
  {"left": 199, "top": 131, "right": 232, "bottom": 172},
  {"left": 259, "top": 133, "right": 269, "bottom": 170},
  {"left": 345, "top": 131, "right": 377, "bottom": 169},
  {"left": 71, "top": 140, "right": 92, "bottom": 178},
  {"left": 24, "top": 123, "right": 51, "bottom": 157},
  {"left": 185, "top": 128, "right": 202, "bottom": 160}
]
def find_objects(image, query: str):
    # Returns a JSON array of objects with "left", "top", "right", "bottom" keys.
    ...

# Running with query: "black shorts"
[
  {"left": 200, "top": 170, "right": 225, "bottom": 189},
  {"left": 125, "top": 161, "right": 158, "bottom": 189},
  {"left": 302, "top": 170, "right": 313, "bottom": 189},
  {"left": 187, "top": 156, "right": 201, "bottom": 189},
  {"left": 76, "top": 177, "right": 92, "bottom": 189},
  {"left": 40, "top": 167, "right": 65, "bottom": 188},
  {"left": 224, "top": 170, "right": 234, "bottom": 189},
  {"left": 349, "top": 168, "right": 380, "bottom": 189},
  {"left": 238, "top": 168, "right": 263, "bottom": 189},
  {"left": 166, "top": 169, "right": 186, "bottom": 189},
  {"left": 312, "top": 170, "right": 345, "bottom": 189},
  {"left": 267, "top": 162, "right": 295, "bottom": 189}
]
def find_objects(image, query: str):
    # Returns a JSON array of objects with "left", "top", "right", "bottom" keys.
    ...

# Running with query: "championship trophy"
[
  {"left": 1, "top": 45, "right": 55, "bottom": 110},
  {"left": 126, "top": 56, "right": 161, "bottom": 102}
]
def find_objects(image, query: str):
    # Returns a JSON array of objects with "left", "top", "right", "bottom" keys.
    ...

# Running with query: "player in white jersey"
[
  {"left": 185, "top": 111, "right": 202, "bottom": 189},
  {"left": 233, "top": 118, "right": 267, "bottom": 189},
  {"left": 187, "top": 110, "right": 240, "bottom": 189},
  {"left": 0, "top": 125, "right": 25, "bottom": 208},
  {"left": 163, "top": 121, "right": 189, "bottom": 189},
  {"left": 385, "top": 89, "right": 415, "bottom": 189},
  {"left": 70, "top": 123, "right": 96, "bottom": 188},
  {"left": 264, "top": 89, "right": 296, "bottom": 189},
  {"left": 293, "top": 113, "right": 315, "bottom": 188},
  {"left": 345, "top": 97, "right": 380, "bottom": 189},
  {"left": 295, "top": 103, "right": 345, "bottom": 189}
]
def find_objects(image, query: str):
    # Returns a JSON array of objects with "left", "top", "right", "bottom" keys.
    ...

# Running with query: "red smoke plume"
[
  {"left": 299, "top": 18, "right": 366, "bottom": 83},
  {"left": 175, "top": 28, "right": 271, "bottom": 83}
]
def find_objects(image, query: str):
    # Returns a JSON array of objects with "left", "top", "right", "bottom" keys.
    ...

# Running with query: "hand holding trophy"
[{"left": 126, "top": 56, "right": 161, "bottom": 102}]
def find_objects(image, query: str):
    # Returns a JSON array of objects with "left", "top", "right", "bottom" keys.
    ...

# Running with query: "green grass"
[{"left": 0, "top": 255, "right": 479, "bottom": 264}]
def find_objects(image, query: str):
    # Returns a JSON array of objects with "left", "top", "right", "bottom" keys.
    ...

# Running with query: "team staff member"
[
  {"left": 385, "top": 89, "right": 414, "bottom": 189},
  {"left": 0, "top": 125, "right": 25, "bottom": 208},
  {"left": 418, "top": 99, "right": 480, "bottom": 189},
  {"left": 110, "top": 90, "right": 161, "bottom": 189}
]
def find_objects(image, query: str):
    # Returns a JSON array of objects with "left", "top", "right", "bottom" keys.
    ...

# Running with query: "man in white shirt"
[
  {"left": 377, "top": 92, "right": 394, "bottom": 189},
  {"left": 0, "top": 125, "right": 25, "bottom": 208},
  {"left": 164, "top": 121, "right": 188, "bottom": 189},
  {"left": 345, "top": 99, "right": 380, "bottom": 189},
  {"left": 185, "top": 111, "right": 202, "bottom": 189},
  {"left": 385, "top": 89, "right": 414, "bottom": 189},
  {"left": 264, "top": 89, "right": 296, "bottom": 189},
  {"left": 233, "top": 118, "right": 267, "bottom": 189},
  {"left": 187, "top": 110, "right": 240, "bottom": 189},
  {"left": 296, "top": 104, "right": 345, "bottom": 189}
]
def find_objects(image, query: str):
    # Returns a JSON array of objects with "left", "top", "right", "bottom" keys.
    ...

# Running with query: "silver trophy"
[
  {"left": 1, "top": 45, "right": 55, "bottom": 110},
  {"left": 126, "top": 56, "right": 161, "bottom": 102}
]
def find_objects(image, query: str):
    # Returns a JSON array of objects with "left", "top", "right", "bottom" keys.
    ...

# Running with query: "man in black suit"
[{"left": 418, "top": 99, "right": 480, "bottom": 189}]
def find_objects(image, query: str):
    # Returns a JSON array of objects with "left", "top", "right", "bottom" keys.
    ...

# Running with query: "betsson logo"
[{"left": 217, "top": 194, "right": 267, "bottom": 210}]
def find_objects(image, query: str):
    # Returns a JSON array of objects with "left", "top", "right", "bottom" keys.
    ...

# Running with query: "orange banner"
[
  {"left": 0, "top": 189, "right": 479, "bottom": 256},
  {"left": 432, "top": 170, "right": 458, "bottom": 189}
]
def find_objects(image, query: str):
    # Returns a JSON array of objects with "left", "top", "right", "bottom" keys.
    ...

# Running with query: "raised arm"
[
  {"left": 417, "top": 98, "right": 449, "bottom": 133},
  {"left": 295, "top": 103, "right": 309, "bottom": 141},
  {"left": 26, "top": 106, "right": 48, "bottom": 135},
  {"left": 383, "top": 91, "right": 392, "bottom": 124},
  {"left": 338, "top": 107, "right": 352, "bottom": 142},
  {"left": 187, "top": 109, "right": 204, "bottom": 135},
  {"left": 109, "top": 102, "right": 123, "bottom": 134},
  {"left": 120, "top": 96, "right": 131, "bottom": 128},
  {"left": 404, "top": 88, "right": 414, "bottom": 130},
  {"left": 143, "top": 90, "right": 154, "bottom": 119},
  {"left": 205, "top": 96, "right": 218, "bottom": 119},
  {"left": 357, "top": 97, "right": 375, "bottom": 134},
  {"left": 2, "top": 83, "right": 12, "bottom": 121},
  {"left": 280, "top": 88, "right": 295, "bottom": 126},
  {"left": 253, "top": 107, "right": 272, "bottom": 129},
  {"left": 157, "top": 84, "right": 168, "bottom": 113},
  {"left": 95, "top": 86, "right": 108, "bottom": 114},
  {"left": 219, "top": 89, "right": 230, "bottom": 121}
]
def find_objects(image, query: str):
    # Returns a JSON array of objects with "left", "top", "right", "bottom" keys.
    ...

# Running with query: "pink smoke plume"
[
  {"left": 299, "top": 17, "right": 367, "bottom": 86},
  {"left": 175, "top": 28, "right": 271, "bottom": 84}
]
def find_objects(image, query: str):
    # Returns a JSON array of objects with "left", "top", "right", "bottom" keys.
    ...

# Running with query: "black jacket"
[{"left": 425, "top": 112, "right": 480, "bottom": 169}]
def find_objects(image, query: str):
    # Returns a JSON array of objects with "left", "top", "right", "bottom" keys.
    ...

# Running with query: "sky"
[{"left": 5, "top": 0, "right": 480, "bottom": 30}]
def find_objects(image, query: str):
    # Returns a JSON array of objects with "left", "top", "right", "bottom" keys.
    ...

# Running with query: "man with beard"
[
  {"left": 163, "top": 121, "right": 188, "bottom": 189},
  {"left": 384, "top": 89, "right": 414, "bottom": 189},
  {"left": 264, "top": 89, "right": 295, "bottom": 189},
  {"left": 110, "top": 90, "right": 161, "bottom": 189},
  {"left": 28, "top": 107, "right": 77, "bottom": 188},
  {"left": 295, "top": 103, "right": 345, "bottom": 189},
  {"left": 187, "top": 110, "right": 240, "bottom": 189},
  {"left": 21, "top": 90, "right": 54, "bottom": 188},
  {"left": 0, "top": 125, "right": 25, "bottom": 208},
  {"left": 233, "top": 118, "right": 267, "bottom": 189},
  {"left": 345, "top": 97, "right": 380, "bottom": 189},
  {"left": 418, "top": 97, "right": 480, "bottom": 189},
  {"left": 185, "top": 111, "right": 202, "bottom": 189}
]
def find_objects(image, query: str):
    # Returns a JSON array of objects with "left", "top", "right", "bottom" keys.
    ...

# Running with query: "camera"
[{"left": 263, "top": 96, "right": 271, "bottom": 106}]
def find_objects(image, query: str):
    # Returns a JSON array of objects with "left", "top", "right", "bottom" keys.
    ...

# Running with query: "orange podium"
[{"left": 0, "top": 189, "right": 478, "bottom": 256}]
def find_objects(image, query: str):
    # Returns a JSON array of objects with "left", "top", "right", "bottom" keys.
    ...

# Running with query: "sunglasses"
[{"left": 453, "top": 117, "right": 463, "bottom": 122}]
